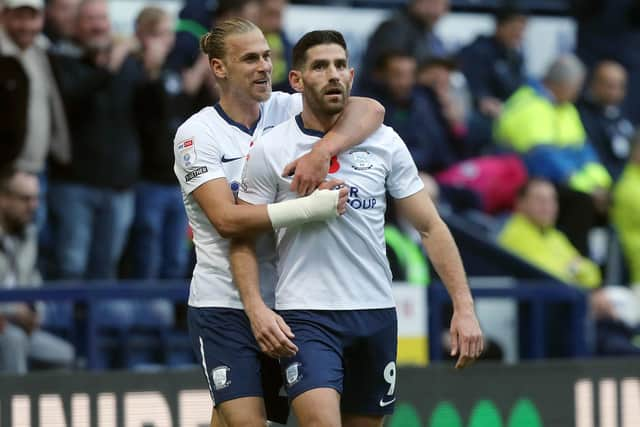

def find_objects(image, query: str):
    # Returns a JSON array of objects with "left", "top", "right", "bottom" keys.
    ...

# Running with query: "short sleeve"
[
  {"left": 173, "top": 119, "right": 227, "bottom": 194},
  {"left": 268, "top": 91, "right": 303, "bottom": 117},
  {"left": 238, "top": 141, "right": 278, "bottom": 205},
  {"left": 386, "top": 130, "right": 425, "bottom": 199}
]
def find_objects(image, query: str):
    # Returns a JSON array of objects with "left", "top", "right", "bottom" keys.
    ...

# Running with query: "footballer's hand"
[
  {"left": 282, "top": 145, "right": 331, "bottom": 196},
  {"left": 246, "top": 303, "right": 298, "bottom": 358},
  {"left": 450, "top": 308, "right": 483, "bottom": 369},
  {"left": 318, "top": 179, "right": 348, "bottom": 215}
]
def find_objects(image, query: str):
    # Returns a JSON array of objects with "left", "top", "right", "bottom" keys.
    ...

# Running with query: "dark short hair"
[
  {"left": 215, "top": 0, "right": 257, "bottom": 19},
  {"left": 418, "top": 55, "right": 458, "bottom": 72},
  {"left": 292, "top": 30, "right": 348, "bottom": 70},
  {"left": 494, "top": 3, "right": 528, "bottom": 25},
  {"left": 517, "top": 177, "right": 553, "bottom": 199},
  {"left": 375, "top": 50, "right": 415, "bottom": 72}
]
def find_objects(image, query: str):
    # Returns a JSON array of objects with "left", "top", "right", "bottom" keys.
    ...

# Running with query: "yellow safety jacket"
[
  {"left": 498, "top": 213, "right": 601, "bottom": 289},
  {"left": 612, "top": 163, "right": 640, "bottom": 284}
]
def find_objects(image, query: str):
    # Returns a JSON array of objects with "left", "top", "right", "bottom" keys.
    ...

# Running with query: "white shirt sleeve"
[
  {"left": 270, "top": 91, "right": 303, "bottom": 117},
  {"left": 386, "top": 130, "right": 425, "bottom": 199},
  {"left": 174, "top": 119, "right": 227, "bottom": 195},
  {"left": 238, "top": 140, "right": 278, "bottom": 205}
]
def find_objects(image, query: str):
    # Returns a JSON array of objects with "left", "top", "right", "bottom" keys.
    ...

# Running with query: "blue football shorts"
[
  {"left": 278, "top": 308, "right": 398, "bottom": 416},
  {"left": 187, "top": 306, "right": 289, "bottom": 423}
]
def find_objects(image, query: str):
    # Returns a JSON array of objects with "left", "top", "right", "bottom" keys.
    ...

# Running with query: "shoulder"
[
  {"left": 176, "top": 107, "right": 216, "bottom": 137},
  {"left": 370, "top": 124, "right": 404, "bottom": 147},
  {"left": 499, "top": 214, "right": 532, "bottom": 241},
  {"left": 504, "top": 85, "right": 546, "bottom": 112},
  {"left": 373, "top": 124, "right": 397, "bottom": 140},
  {"left": 258, "top": 116, "right": 298, "bottom": 154},
  {"left": 174, "top": 107, "right": 223, "bottom": 150}
]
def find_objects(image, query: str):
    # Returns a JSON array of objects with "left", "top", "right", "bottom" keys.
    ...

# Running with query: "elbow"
[
  {"left": 370, "top": 99, "right": 385, "bottom": 122},
  {"left": 211, "top": 218, "right": 242, "bottom": 238},
  {"left": 351, "top": 96, "right": 385, "bottom": 123}
]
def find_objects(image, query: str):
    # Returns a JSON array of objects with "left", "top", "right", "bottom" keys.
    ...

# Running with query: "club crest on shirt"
[
  {"left": 285, "top": 362, "right": 302, "bottom": 386},
  {"left": 212, "top": 365, "right": 231, "bottom": 390},
  {"left": 349, "top": 149, "right": 373, "bottom": 171}
]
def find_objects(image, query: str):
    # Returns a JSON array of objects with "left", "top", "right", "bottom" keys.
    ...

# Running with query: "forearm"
[
  {"left": 202, "top": 194, "right": 340, "bottom": 238},
  {"left": 213, "top": 203, "right": 272, "bottom": 238},
  {"left": 230, "top": 237, "right": 265, "bottom": 311},
  {"left": 421, "top": 219, "right": 474, "bottom": 311},
  {"left": 317, "top": 97, "right": 385, "bottom": 156}
]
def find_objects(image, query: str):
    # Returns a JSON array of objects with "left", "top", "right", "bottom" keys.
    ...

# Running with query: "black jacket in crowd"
[
  {"left": 49, "top": 53, "right": 144, "bottom": 190},
  {"left": 457, "top": 35, "right": 526, "bottom": 104},
  {"left": 577, "top": 96, "right": 635, "bottom": 180}
]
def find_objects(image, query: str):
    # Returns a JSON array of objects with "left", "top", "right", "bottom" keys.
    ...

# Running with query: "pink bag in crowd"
[{"left": 435, "top": 154, "right": 528, "bottom": 214}]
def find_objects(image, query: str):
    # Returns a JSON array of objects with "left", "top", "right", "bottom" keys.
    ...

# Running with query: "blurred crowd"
[{"left": 1, "top": 0, "right": 640, "bottom": 372}]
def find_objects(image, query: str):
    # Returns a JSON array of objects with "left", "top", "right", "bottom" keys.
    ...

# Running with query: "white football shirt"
[
  {"left": 174, "top": 92, "right": 303, "bottom": 309},
  {"left": 239, "top": 115, "right": 424, "bottom": 310}
]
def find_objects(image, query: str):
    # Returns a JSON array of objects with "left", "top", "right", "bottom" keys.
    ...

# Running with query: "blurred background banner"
[{"left": 1, "top": 360, "right": 639, "bottom": 427}]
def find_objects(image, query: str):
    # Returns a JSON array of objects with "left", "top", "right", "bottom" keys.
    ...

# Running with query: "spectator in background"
[
  {"left": 499, "top": 178, "right": 602, "bottom": 288},
  {"left": 0, "top": 0, "right": 71, "bottom": 180},
  {"left": 363, "top": 52, "right": 448, "bottom": 201},
  {"left": 214, "top": 0, "right": 260, "bottom": 31},
  {"left": 166, "top": 0, "right": 216, "bottom": 72},
  {"left": 418, "top": 56, "right": 469, "bottom": 147},
  {"left": 573, "top": 0, "right": 640, "bottom": 126},
  {"left": 258, "top": 0, "right": 292, "bottom": 92},
  {"left": 612, "top": 134, "right": 640, "bottom": 285},
  {"left": 0, "top": 170, "right": 75, "bottom": 374},
  {"left": 495, "top": 54, "right": 611, "bottom": 255},
  {"left": 44, "top": 0, "right": 80, "bottom": 54},
  {"left": 361, "top": 0, "right": 449, "bottom": 89},
  {"left": 457, "top": 4, "right": 527, "bottom": 120},
  {"left": 129, "top": 6, "right": 189, "bottom": 279},
  {"left": 499, "top": 178, "right": 640, "bottom": 355},
  {"left": 578, "top": 60, "right": 634, "bottom": 180},
  {"left": 48, "top": 0, "right": 143, "bottom": 279},
  {"left": 0, "top": 0, "right": 71, "bottom": 236},
  {"left": 365, "top": 52, "right": 493, "bottom": 211},
  {"left": 366, "top": 52, "right": 462, "bottom": 178}
]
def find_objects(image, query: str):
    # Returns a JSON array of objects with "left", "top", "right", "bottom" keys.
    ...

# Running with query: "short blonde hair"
[{"left": 200, "top": 17, "right": 259, "bottom": 60}]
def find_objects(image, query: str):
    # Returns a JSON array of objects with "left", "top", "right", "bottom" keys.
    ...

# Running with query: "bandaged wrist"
[{"left": 267, "top": 189, "right": 339, "bottom": 229}]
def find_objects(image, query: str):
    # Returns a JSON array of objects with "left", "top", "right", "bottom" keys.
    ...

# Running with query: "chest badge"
[{"left": 350, "top": 149, "right": 373, "bottom": 171}]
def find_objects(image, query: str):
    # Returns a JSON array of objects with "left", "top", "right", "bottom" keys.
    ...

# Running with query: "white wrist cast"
[{"left": 267, "top": 189, "right": 339, "bottom": 229}]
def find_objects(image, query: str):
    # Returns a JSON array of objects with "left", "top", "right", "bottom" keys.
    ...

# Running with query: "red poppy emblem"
[{"left": 329, "top": 155, "right": 340, "bottom": 173}]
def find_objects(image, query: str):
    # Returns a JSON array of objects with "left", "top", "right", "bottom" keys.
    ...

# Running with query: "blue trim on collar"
[
  {"left": 214, "top": 103, "right": 260, "bottom": 135},
  {"left": 295, "top": 114, "right": 326, "bottom": 138}
]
